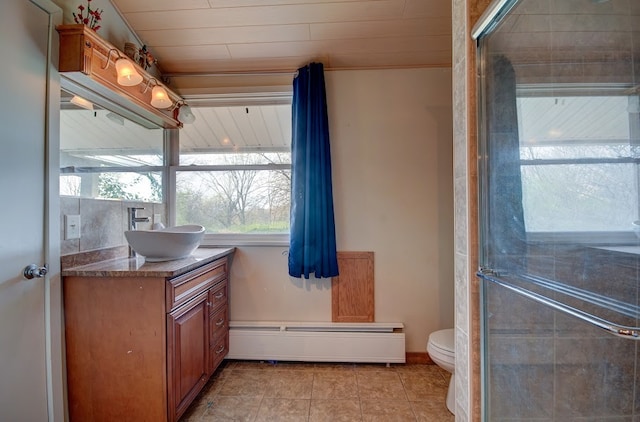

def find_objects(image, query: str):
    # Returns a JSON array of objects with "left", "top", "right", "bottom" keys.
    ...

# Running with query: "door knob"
[{"left": 24, "top": 264, "right": 48, "bottom": 279}]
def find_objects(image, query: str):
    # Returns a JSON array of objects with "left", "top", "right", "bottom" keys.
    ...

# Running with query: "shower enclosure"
[{"left": 474, "top": 0, "right": 640, "bottom": 420}]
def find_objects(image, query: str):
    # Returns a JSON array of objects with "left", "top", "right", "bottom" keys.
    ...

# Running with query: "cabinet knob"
[
  {"left": 214, "top": 292, "right": 225, "bottom": 299},
  {"left": 206, "top": 302, "right": 212, "bottom": 307},
  {"left": 215, "top": 345, "right": 225, "bottom": 354},
  {"left": 216, "top": 318, "right": 225, "bottom": 326}
]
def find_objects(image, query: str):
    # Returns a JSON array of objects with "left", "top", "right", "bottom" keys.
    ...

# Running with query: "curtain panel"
[{"left": 288, "top": 62, "right": 339, "bottom": 279}]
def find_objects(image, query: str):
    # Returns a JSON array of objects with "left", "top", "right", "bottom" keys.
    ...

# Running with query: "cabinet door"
[{"left": 167, "top": 291, "right": 209, "bottom": 421}]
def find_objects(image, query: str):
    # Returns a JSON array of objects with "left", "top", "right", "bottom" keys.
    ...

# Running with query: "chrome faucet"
[
  {"left": 128, "top": 207, "right": 150, "bottom": 258},
  {"left": 128, "top": 207, "right": 150, "bottom": 231}
]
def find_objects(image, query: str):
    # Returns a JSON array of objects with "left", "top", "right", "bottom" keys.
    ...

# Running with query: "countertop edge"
[{"left": 61, "top": 247, "right": 235, "bottom": 278}]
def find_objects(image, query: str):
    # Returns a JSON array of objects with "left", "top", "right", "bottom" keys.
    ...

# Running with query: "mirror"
[{"left": 60, "top": 89, "right": 164, "bottom": 202}]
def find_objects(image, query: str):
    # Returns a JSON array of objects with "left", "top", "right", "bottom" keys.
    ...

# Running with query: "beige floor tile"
[
  {"left": 353, "top": 363, "right": 395, "bottom": 372},
  {"left": 178, "top": 399, "right": 208, "bottom": 421},
  {"left": 361, "top": 399, "right": 417, "bottom": 421},
  {"left": 200, "top": 396, "right": 262, "bottom": 421},
  {"left": 431, "top": 366, "right": 450, "bottom": 382},
  {"left": 201, "top": 380, "right": 225, "bottom": 399},
  {"left": 394, "top": 363, "right": 441, "bottom": 375},
  {"left": 222, "top": 360, "right": 238, "bottom": 369},
  {"left": 411, "top": 400, "right": 454, "bottom": 422},
  {"left": 232, "top": 360, "right": 315, "bottom": 372},
  {"left": 232, "top": 360, "right": 279, "bottom": 371},
  {"left": 312, "top": 362, "right": 357, "bottom": 372},
  {"left": 217, "top": 369, "right": 271, "bottom": 397},
  {"left": 179, "top": 361, "right": 454, "bottom": 422},
  {"left": 265, "top": 371, "right": 314, "bottom": 399},
  {"left": 271, "top": 361, "right": 317, "bottom": 371},
  {"left": 357, "top": 371, "right": 407, "bottom": 400},
  {"left": 201, "top": 367, "right": 234, "bottom": 398},
  {"left": 312, "top": 372, "right": 359, "bottom": 399},
  {"left": 255, "top": 398, "right": 310, "bottom": 421},
  {"left": 309, "top": 399, "right": 363, "bottom": 422},
  {"left": 398, "top": 370, "right": 449, "bottom": 401}
]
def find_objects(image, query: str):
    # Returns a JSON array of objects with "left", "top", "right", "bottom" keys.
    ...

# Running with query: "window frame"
[{"left": 168, "top": 93, "right": 292, "bottom": 247}]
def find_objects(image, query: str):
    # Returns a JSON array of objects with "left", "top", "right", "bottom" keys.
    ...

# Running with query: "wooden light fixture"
[{"left": 57, "top": 24, "right": 182, "bottom": 128}]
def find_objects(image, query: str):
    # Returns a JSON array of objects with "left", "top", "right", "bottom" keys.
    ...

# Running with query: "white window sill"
[{"left": 200, "top": 233, "right": 289, "bottom": 247}]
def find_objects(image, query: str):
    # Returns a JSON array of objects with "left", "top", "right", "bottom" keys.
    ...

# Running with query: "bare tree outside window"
[
  {"left": 517, "top": 95, "right": 639, "bottom": 232},
  {"left": 176, "top": 153, "right": 290, "bottom": 233},
  {"left": 60, "top": 175, "right": 81, "bottom": 196},
  {"left": 176, "top": 103, "right": 292, "bottom": 235}
]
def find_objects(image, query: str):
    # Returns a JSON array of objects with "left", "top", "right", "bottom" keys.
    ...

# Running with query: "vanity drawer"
[
  {"left": 208, "top": 280, "right": 228, "bottom": 314},
  {"left": 209, "top": 333, "right": 228, "bottom": 374},
  {"left": 209, "top": 306, "right": 228, "bottom": 345},
  {"left": 167, "top": 258, "right": 227, "bottom": 311}
]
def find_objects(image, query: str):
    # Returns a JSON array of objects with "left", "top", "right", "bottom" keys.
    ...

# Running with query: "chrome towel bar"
[{"left": 478, "top": 273, "right": 640, "bottom": 340}]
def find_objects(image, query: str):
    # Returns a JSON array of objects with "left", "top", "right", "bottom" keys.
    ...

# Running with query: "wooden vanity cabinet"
[
  {"left": 63, "top": 255, "right": 230, "bottom": 422},
  {"left": 166, "top": 258, "right": 229, "bottom": 420}
]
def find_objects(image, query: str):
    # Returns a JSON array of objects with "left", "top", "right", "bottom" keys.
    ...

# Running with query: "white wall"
[{"left": 229, "top": 68, "right": 454, "bottom": 352}]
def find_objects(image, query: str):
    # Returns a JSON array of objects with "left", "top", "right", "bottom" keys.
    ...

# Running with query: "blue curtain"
[
  {"left": 486, "top": 55, "right": 527, "bottom": 271},
  {"left": 288, "top": 62, "right": 339, "bottom": 279}
]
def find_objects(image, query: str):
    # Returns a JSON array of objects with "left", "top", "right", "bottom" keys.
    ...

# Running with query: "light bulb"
[
  {"left": 70, "top": 95, "right": 93, "bottom": 110},
  {"left": 178, "top": 105, "right": 196, "bottom": 124},
  {"left": 151, "top": 85, "right": 172, "bottom": 109},
  {"left": 115, "top": 58, "right": 143, "bottom": 86}
]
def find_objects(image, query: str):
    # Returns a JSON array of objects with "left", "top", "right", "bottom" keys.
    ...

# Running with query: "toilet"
[{"left": 427, "top": 328, "right": 455, "bottom": 414}]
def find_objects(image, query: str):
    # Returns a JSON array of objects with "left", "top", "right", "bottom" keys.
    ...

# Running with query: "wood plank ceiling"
[
  {"left": 109, "top": 0, "right": 453, "bottom": 74},
  {"left": 66, "top": 1, "right": 640, "bottom": 157}
]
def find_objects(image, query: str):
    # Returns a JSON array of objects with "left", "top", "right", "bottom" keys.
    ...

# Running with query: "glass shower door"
[{"left": 474, "top": 0, "right": 640, "bottom": 419}]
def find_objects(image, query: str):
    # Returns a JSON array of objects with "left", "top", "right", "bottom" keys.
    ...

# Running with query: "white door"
[{"left": 0, "top": 1, "right": 53, "bottom": 420}]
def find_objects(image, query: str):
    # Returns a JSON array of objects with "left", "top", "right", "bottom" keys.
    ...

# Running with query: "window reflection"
[{"left": 60, "top": 90, "right": 164, "bottom": 201}]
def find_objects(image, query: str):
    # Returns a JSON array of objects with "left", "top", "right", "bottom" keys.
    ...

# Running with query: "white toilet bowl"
[{"left": 427, "top": 328, "right": 455, "bottom": 414}]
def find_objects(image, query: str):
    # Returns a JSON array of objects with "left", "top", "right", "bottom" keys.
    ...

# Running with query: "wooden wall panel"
[{"left": 331, "top": 251, "right": 374, "bottom": 322}]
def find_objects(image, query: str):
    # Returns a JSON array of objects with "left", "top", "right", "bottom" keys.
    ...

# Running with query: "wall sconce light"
[
  {"left": 143, "top": 78, "right": 172, "bottom": 109},
  {"left": 102, "top": 49, "right": 143, "bottom": 87},
  {"left": 179, "top": 104, "right": 196, "bottom": 124},
  {"left": 173, "top": 100, "right": 196, "bottom": 124},
  {"left": 106, "top": 112, "right": 125, "bottom": 126},
  {"left": 70, "top": 95, "right": 94, "bottom": 110}
]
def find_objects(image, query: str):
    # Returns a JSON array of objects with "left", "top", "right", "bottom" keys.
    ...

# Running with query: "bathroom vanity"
[{"left": 61, "top": 248, "right": 234, "bottom": 422}]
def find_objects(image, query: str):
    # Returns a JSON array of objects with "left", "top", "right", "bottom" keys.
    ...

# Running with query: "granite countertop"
[{"left": 61, "top": 247, "right": 235, "bottom": 278}]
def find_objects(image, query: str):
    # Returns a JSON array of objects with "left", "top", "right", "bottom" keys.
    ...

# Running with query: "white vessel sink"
[{"left": 125, "top": 225, "right": 205, "bottom": 262}]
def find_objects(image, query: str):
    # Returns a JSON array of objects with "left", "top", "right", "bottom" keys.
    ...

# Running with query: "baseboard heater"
[{"left": 227, "top": 321, "right": 405, "bottom": 364}]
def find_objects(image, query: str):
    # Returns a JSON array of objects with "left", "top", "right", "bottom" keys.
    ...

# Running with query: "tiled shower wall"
[
  {"left": 60, "top": 196, "right": 165, "bottom": 256},
  {"left": 486, "top": 286, "right": 638, "bottom": 420},
  {"left": 452, "top": 0, "right": 491, "bottom": 420},
  {"left": 485, "top": 244, "right": 640, "bottom": 419}
]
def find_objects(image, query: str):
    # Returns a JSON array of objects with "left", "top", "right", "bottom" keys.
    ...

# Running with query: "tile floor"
[{"left": 180, "top": 360, "right": 455, "bottom": 421}]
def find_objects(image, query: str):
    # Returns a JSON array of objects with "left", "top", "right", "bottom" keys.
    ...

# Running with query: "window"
[
  {"left": 174, "top": 101, "right": 291, "bottom": 243},
  {"left": 517, "top": 93, "right": 640, "bottom": 233}
]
